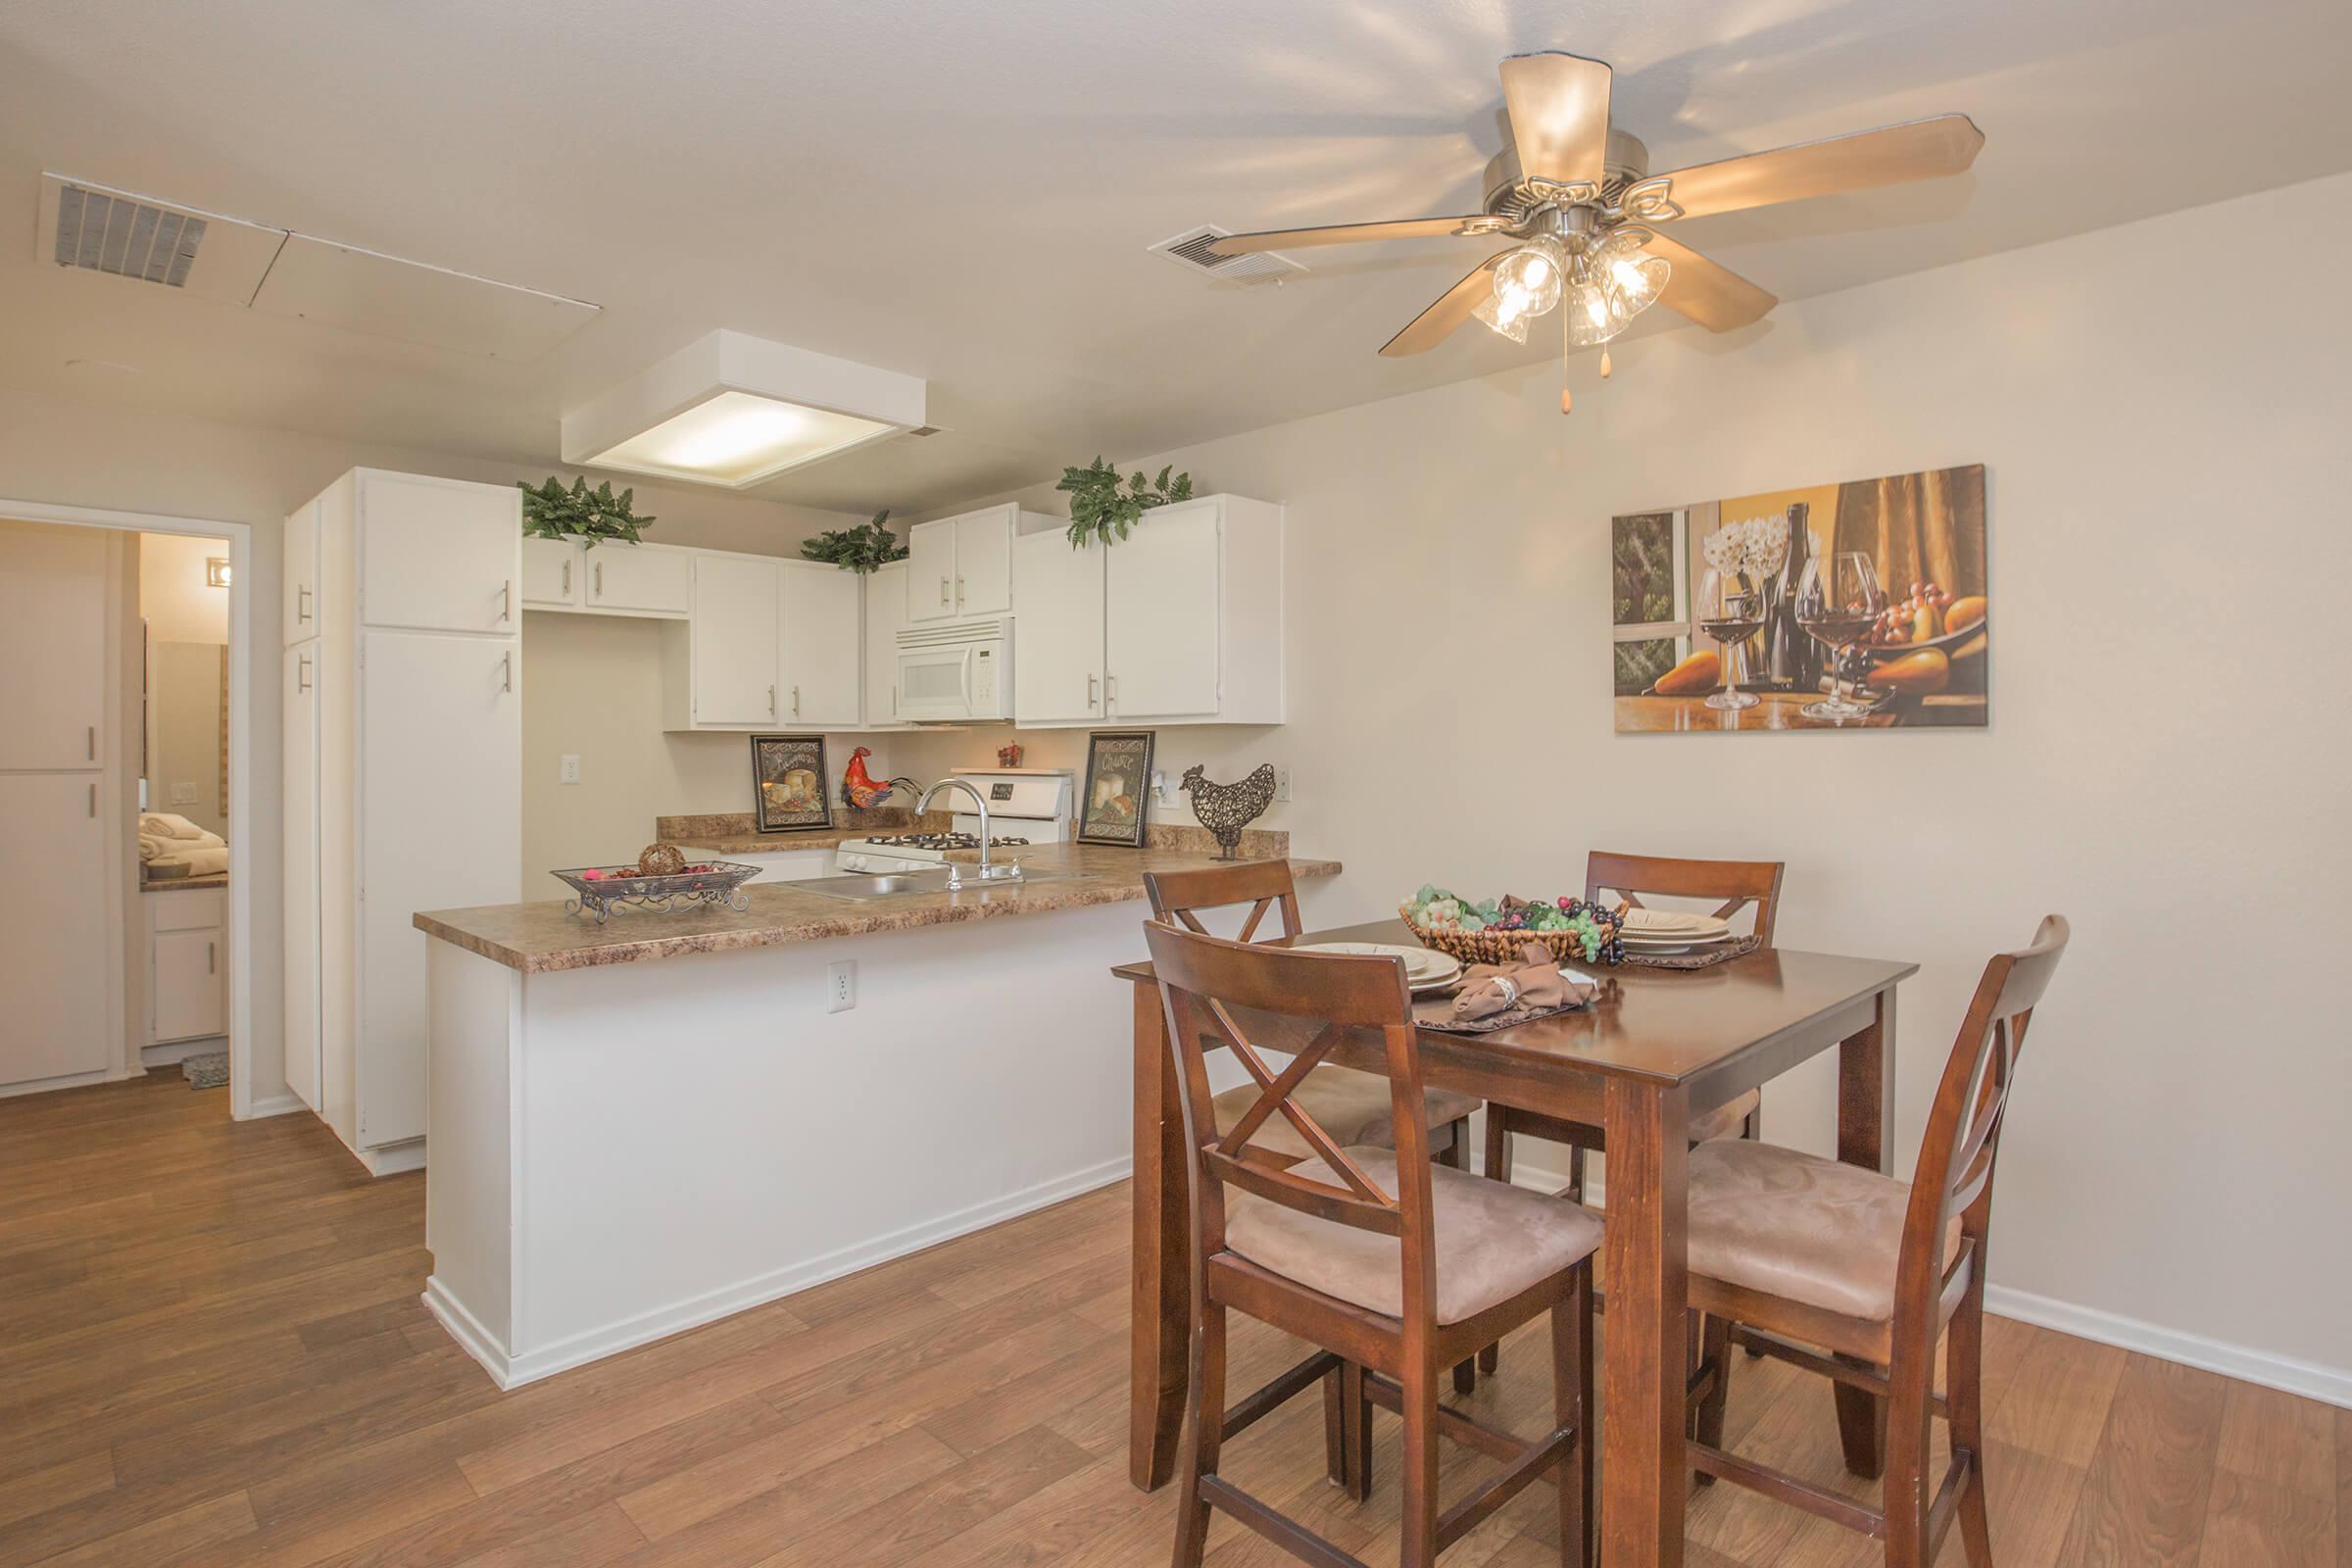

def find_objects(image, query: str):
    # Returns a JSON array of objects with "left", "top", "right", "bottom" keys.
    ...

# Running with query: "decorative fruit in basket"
[
  {"left": 636, "top": 843, "right": 687, "bottom": 877},
  {"left": 1400, "top": 885, "right": 1625, "bottom": 965}
]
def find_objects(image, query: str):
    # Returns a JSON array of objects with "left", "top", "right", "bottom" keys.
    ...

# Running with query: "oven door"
[{"left": 895, "top": 641, "right": 977, "bottom": 721}]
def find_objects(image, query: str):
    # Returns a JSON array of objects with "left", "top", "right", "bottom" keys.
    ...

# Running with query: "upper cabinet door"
[
  {"left": 357, "top": 472, "right": 521, "bottom": 635},
  {"left": 1011, "top": 528, "right": 1105, "bottom": 725},
  {"left": 0, "top": 520, "right": 108, "bottom": 770},
  {"left": 1104, "top": 500, "right": 1220, "bottom": 719},
  {"left": 905, "top": 517, "right": 956, "bottom": 623},
  {"left": 519, "top": 536, "right": 578, "bottom": 610},
  {"left": 954, "top": 506, "right": 1014, "bottom": 616},
  {"left": 777, "top": 564, "right": 862, "bottom": 727},
  {"left": 284, "top": 497, "right": 321, "bottom": 643},
  {"left": 862, "top": 563, "right": 908, "bottom": 726},
  {"left": 586, "top": 543, "right": 693, "bottom": 616},
  {"left": 692, "top": 555, "right": 782, "bottom": 726}
]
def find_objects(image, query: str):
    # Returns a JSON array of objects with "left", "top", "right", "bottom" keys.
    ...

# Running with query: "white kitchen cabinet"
[
  {"left": 281, "top": 467, "right": 519, "bottom": 1173},
  {"left": 0, "top": 773, "right": 111, "bottom": 1093},
  {"left": 681, "top": 554, "right": 781, "bottom": 727},
  {"left": 358, "top": 471, "right": 524, "bottom": 636},
  {"left": 1011, "top": 529, "right": 1106, "bottom": 725},
  {"left": 585, "top": 542, "right": 693, "bottom": 616},
  {"left": 1005, "top": 496, "right": 1283, "bottom": 727},
  {"left": 906, "top": 503, "right": 1026, "bottom": 622},
  {"left": 0, "top": 519, "right": 109, "bottom": 770},
  {"left": 150, "top": 888, "right": 227, "bottom": 1045},
  {"left": 284, "top": 495, "right": 321, "bottom": 644},
  {"left": 519, "top": 536, "right": 579, "bottom": 610},
  {"left": 779, "top": 563, "right": 862, "bottom": 727},
  {"left": 861, "top": 563, "right": 913, "bottom": 728}
]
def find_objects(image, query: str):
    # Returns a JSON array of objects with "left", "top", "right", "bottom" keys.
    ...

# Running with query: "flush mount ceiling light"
[
  {"left": 1204, "top": 50, "right": 1982, "bottom": 413},
  {"left": 563, "top": 330, "right": 926, "bottom": 489}
]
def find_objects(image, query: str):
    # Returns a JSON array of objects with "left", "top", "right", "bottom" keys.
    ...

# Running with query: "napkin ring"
[{"left": 1493, "top": 975, "right": 1521, "bottom": 1007}]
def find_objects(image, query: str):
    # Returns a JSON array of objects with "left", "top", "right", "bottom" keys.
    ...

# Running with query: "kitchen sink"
[{"left": 797, "top": 867, "right": 1080, "bottom": 902}]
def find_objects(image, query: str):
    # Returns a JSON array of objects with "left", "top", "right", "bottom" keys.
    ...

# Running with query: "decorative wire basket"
[
  {"left": 554, "top": 861, "right": 761, "bottom": 923},
  {"left": 1397, "top": 903, "right": 1626, "bottom": 968}
]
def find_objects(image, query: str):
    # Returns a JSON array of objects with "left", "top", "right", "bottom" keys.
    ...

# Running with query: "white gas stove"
[{"left": 834, "top": 768, "right": 1073, "bottom": 874}]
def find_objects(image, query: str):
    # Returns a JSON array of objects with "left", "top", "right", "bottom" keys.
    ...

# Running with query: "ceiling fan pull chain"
[{"left": 1600, "top": 348, "right": 1613, "bottom": 380}]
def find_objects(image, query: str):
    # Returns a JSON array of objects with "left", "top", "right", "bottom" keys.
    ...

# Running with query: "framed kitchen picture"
[
  {"left": 1076, "top": 730, "right": 1153, "bottom": 847},
  {"left": 750, "top": 734, "right": 833, "bottom": 833}
]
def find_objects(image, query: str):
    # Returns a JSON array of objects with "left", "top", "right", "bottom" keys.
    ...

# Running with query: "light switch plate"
[
  {"left": 170, "top": 782, "right": 198, "bottom": 805},
  {"left": 560, "top": 754, "right": 582, "bottom": 785}
]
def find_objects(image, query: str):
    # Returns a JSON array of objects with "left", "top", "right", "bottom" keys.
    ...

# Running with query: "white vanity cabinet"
[
  {"left": 1008, "top": 494, "right": 1284, "bottom": 727},
  {"left": 905, "top": 504, "right": 1026, "bottom": 622},
  {"left": 148, "top": 885, "right": 227, "bottom": 1046}
]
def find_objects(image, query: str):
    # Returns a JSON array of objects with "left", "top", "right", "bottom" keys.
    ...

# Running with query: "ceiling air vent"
[
  {"left": 1149, "top": 225, "right": 1306, "bottom": 286},
  {"left": 35, "top": 174, "right": 289, "bottom": 306}
]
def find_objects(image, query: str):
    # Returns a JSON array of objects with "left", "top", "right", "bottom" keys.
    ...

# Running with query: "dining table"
[{"left": 1112, "top": 915, "right": 1917, "bottom": 1568}]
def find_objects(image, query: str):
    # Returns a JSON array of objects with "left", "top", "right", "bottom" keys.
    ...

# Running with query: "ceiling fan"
[{"left": 1208, "top": 52, "right": 1983, "bottom": 411}]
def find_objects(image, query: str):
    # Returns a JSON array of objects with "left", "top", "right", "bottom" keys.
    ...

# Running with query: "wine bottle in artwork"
[{"left": 1765, "top": 502, "right": 1820, "bottom": 690}]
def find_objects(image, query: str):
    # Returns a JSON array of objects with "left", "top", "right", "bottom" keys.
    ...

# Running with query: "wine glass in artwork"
[
  {"left": 1693, "top": 566, "right": 1764, "bottom": 710},
  {"left": 1794, "top": 552, "right": 1886, "bottom": 723}
]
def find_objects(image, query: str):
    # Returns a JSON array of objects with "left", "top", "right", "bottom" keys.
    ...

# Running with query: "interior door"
[
  {"left": 0, "top": 774, "right": 110, "bottom": 1088},
  {"left": 954, "top": 506, "right": 1013, "bottom": 616},
  {"left": 691, "top": 555, "right": 781, "bottom": 726},
  {"left": 282, "top": 645, "right": 322, "bottom": 1111},
  {"left": 0, "top": 520, "right": 108, "bottom": 770},
  {"left": 1104, "top": 500, "right": 1220, "bottom": 718},
  {"left": 359, "top": 630, "right": 519, "bottom": 1148},
  {"left": 519, "top": 537, "right": 577, "bottom": 609},
  {"left": 778, "top": 564, "right": 862, "bottom": 727},
  {"left": 1011, "top": 528, "right": 1104, "bottom": 724},
  {"left": 586, "top": 543, "right": 693, "bottom": 615},
  {"left": 284, "top": 497, "right": 321, "bottom": 644},
  {"left": 904, "top": 518, "right": 956, "bottom": 623},
  {"left": 863, "top": 563, "right": 907, "bottom": 725},
  {"left": 358, "top": 472, "right": 521, "bottom": 634}
]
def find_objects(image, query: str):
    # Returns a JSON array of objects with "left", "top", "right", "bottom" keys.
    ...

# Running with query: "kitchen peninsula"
[{"left": 412, "top": 833, "right": 1338, "bottom": 1388}]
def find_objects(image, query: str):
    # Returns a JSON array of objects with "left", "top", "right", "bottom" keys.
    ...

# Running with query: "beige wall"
[
  {"left": 138, "top": 531, "right": 231, "bottom": 644},
  {"left": 0, "top": 397, "right": 863, "bottom": 1103},
  {"left": 888, "top": 172, "right": 2352, "bottom": 1384}
]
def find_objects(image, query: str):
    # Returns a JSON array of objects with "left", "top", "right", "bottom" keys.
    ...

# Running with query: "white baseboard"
[
  {"left": 238, "top": 1092, "right": 309, "bottom": 1120},
  {"left": 0, "top": 1067, "right": 114, "bottom": 1101},
  {"left": 1985, "top": 1285, "right": 2352, "bottom": 1411},
  {"left": 425, "top": 1153, "right": 1136, "bottom": 1392}
]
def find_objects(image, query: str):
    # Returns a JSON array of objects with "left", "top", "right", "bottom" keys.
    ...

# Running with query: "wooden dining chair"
[
  {"left": 1147, "top": 919, "right": 1601, "bottom": 1568},
  {"left": 1147, "top": 863, "right": 1480, "bottom": 1176},
  {"left": 1679, "top": 915, "right": 2070, "bottom": 1567}
]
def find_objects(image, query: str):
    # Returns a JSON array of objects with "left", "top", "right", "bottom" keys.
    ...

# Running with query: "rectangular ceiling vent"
[
  {"left": 55, "top": 182, "right": 207, "bottom": 286},
  {"left": 1150, "top": 225, "right": 1305, "bottom": 286}
]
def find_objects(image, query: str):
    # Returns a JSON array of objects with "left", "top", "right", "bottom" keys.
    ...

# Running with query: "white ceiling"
[{"left": 3, "top": 0, "right": 2347, "bottom": 514}]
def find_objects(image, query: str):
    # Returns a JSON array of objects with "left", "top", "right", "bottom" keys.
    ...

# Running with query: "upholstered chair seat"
[
  {"left": 1212, "top": 1070, "right": 1482, "bottom": 1164},
  {"left": 1225, "top": 1146, "right": 1604, "bottom": 1325},
  {"left": 1686, "top": 1139, "right": 1962, "bottom": 1321}
]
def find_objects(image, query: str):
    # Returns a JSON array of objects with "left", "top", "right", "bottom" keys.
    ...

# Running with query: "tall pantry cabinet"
[{"left": 283, "top": 470, "right": 520, "bottom": 1174}]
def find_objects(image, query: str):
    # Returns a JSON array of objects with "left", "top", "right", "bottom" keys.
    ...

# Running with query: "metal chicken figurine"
[{"left": 1178, "top": 763, "right": 1278, "bottom": 859}]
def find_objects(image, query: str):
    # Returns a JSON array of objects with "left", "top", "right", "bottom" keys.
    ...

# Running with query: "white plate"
[
  {"left": 1620, "top": 909, "right": 1732, "bottom": 938},
  {"left": 1622, "top": 928, "right": 1736, "bottom": 947},
  {"left": 1299, "top": 941, "right": 1456, "bottom": 980}
]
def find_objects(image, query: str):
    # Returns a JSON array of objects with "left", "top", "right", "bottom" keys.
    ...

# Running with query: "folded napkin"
[{"left": 1450, "top": 942, "right": 1595, "bottom": 1021}]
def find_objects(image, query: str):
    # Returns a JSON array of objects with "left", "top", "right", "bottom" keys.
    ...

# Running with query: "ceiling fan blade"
[
  {"left": 1498, "top": 51, "right": 1613, "bottom": 186},
  {"left": 1646, "top": 114, "right": 1984, "bottom": 220},
  {"left": 1643, "top": 234, "right": 1776, "bottom": 332},
  {"left": 1379, "top": 255, "right": 1505, "bottom": 358},
  {"left": 1206, "top": 217, "right": 1492, "bottom": 257}
]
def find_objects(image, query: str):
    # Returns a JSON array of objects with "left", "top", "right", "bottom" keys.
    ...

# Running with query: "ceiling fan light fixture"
[{"left": 1477, "top": 236, "right": 1566, "bottom": 340}]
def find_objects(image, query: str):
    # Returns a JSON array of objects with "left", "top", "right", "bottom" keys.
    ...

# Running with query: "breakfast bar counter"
[{"left": 413, "top": 835, "right": 1338, "bottom": 1390}]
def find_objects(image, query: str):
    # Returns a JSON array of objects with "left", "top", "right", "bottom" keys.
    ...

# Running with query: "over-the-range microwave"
[{"left": 894, "top": 616, "right": 1012, "bottom": 722}]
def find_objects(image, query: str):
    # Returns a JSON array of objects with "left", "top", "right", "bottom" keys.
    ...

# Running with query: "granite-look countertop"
[
  {"left": 416, "top": 839, "right": 1340, "bottom": 974},
  {"left": 653, "top": 808, "right": 950, "bottom": 855},
  {"left": 143, "top": 874, "right": 228, "bottom": 892}
]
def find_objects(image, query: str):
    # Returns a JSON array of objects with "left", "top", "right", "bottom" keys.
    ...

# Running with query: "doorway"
[{"left": 0, "top": 498, "right": 261, "bottom": 1117}]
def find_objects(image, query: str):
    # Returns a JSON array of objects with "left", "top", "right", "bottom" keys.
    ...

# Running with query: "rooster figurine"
[
  {"left": 842, "top": 747, "right": 916, "bottom": 812},
  {"left": 1178, "top": 763, "right": 1278, "bottom": 860}
]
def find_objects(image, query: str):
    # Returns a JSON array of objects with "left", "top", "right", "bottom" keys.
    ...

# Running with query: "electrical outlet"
[
  {"left": 560, "top": 755, "right": 582, "bottom": 785},
  {"left": 1273, "top": 767, "right": 1292, "bottom": 803},
  {"left": 826, "top": 959, "right": 857, "bottom": 1013}
]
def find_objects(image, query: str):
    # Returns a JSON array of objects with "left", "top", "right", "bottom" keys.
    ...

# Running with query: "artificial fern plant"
[
  {"left": 800, "top": 510, "right": 908, "bottom": 573},
  {"left": 517, "top": 476, "right": 656, "bottom": 548},
  {"left": 1056, "top": 458, "right": 1195, "bottom": 548}
]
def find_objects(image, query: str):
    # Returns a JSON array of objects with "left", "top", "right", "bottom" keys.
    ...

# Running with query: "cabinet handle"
[
  {"left": 207, "top": 941, "right": 217, "bottom": 975},
  {"left": 298, "top": 584, "right": 313, "bottom": 623},
  {"left": 297, "top": 654, "right": 314, "bottom": 693},
  {"left": 956, "top": 574, "right": 964, "bottom": 607},
  {"left": 88, "top": 783, "right": 97, "bottom": 818},
  {"left": 595, "top": 560, "right": 605, "bottom": 597},
  {"left": 87, "top": 724, "right": 96, "bottom": 761},
  {"left": 792, "top": 684, "right": 801, "bottom": 717},
  {"left": 1106, "top": 674, "right": 1118, "bottom": 708},
  {"left": 940, "top": 575, "right": 951, "bottom": 607},
  {"left": 503, "top": 651, "right": 514, "bottom": 693},
  {"left": 502, "top": 579, "right": 514, "bottom": 622},
  {"left": 1087, "top": 673, "right": 1098, "bottom": 709},
  {"left": 562, "top": 559, "right": 571, "bottom": 596},
  {"left": 768, "top": 684, "right": 777, "bottom": 716}
]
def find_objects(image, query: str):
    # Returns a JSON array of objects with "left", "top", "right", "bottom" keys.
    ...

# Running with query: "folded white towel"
[
  {"left": 141, "top": 826, "right": 225, "bottom": 861},
  {"left": 139, "top": 812, "right": 207, "bottom": 842}
]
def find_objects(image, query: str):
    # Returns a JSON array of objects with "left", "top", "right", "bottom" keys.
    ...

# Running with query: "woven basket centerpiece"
[{"left": 1398, "top": 887, "right": 1626, "bottom": 967}]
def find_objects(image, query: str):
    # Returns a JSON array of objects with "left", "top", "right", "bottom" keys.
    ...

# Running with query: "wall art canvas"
[
  {"left": 1077, "top": 731, "right": 1154, "bottom": 847},
  {"left": 1612, "top": 463, "right": 1987, "bottom": 732},
  {"left": 750, "top": 734, "right": 833, "bottom": 831}
]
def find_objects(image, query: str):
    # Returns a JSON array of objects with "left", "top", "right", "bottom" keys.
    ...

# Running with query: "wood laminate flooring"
[{"left": 0, "top": 1069, "right": 2338, "bottom": 1566}]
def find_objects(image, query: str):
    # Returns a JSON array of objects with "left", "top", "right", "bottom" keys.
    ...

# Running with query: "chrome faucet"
[{"left": 914, "top": 778, "right": 1022, "bottom": 889}]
